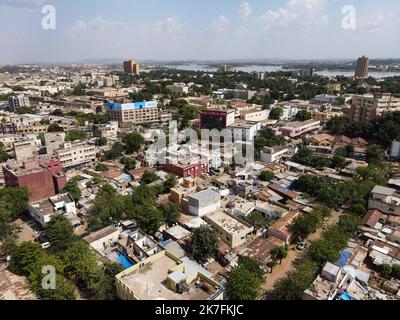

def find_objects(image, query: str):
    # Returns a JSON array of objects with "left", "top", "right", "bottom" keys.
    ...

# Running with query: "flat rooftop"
[
  {"left": 205, "top": 211, "right": 253, "bottom": 235},
  {"left": 118, "top": 254, "right": 213, "bottom": 300}
]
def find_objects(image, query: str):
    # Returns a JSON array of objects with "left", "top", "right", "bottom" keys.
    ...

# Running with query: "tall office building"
[
  {"left": 354, "top": 56, "right": 369, "bottom": 79},
  {"left": 123, "top": 59, "right": 140, "bottom": 75}
]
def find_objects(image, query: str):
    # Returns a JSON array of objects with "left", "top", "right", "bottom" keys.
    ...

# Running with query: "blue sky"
[{"left": 0, "top": 0, "right": 399, "bottom": 63}]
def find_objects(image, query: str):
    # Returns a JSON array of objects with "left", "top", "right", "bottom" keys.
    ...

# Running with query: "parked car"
[
  {"left": 41, "top": 242, "right": 51, "bottom": 249},
  {"left": 296, "top": 242, "right": 307, "bottom": 251}
]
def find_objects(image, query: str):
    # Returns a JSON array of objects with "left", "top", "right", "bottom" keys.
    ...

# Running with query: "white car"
[{"left": 41, "top": 242, "right": 51, "bottom": 249}]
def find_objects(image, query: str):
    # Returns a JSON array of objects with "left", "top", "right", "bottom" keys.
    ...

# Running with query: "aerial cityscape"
[{"left": 1, "top": 0, "right": 400, "bottom": 307}]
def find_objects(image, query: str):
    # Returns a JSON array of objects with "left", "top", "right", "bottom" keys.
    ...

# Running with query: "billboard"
[{"left": 107, "top": 101, "right": 157, "bottom": 111}]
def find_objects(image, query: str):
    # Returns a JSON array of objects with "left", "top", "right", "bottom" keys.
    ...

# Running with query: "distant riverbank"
[{"left": 163, "top": 63, "right": 400, "bottom": 78}]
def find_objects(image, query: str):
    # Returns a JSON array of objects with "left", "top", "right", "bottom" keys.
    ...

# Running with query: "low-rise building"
[
  {"left": 28, "top": 193, "right": 78, "bottom": 226},
  {"left": 239, "top": 109, "right": 269, "bottom": 122},
  {"left": 368, "top": 186, "right": 400, "bottom": 216},
  {"left": 92, "top": 121, "right": 119, "bottom": 141},
  {"left": 203, "top": 211, "right": 253, "bottom": 248},
  {"left": 54, "top": 141, "right": 96, "bottom": 168},
  {"left": 13, "top": 140, "right": 37, "bottom": 161},
  {"left": 163, "top": 159, "right": 209, "bottom": 178},
  {"left": 310, "top": 110, "right": 343, "bottom": 124},
  {"left": 187, "top": 189, "right": 221, "bottom": 217},
  {"left": 3, "top": 159, "right": 66, "bottom": 202},
  {"left": 279, "top": 120, "right": 321, "bottom": 138},
  {"left": 260, "top": 145, "right": 297, "bottom": 163},
  {"left": 115, "top": 250, "right": 224, "bottom": 300},
  {"left": 44, "top": 132, "right": 66, "bottom": 156},
  {"left": 267, "top": 211, "right": 302, "bottom": 244},
  {"left": 166, "top": 83, "right": 189, "bottom": 97}
]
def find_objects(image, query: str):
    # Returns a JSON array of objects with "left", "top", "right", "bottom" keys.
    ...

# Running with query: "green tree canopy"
[{"left": 191, "top": 225, "right": 218, "bottom": 262}]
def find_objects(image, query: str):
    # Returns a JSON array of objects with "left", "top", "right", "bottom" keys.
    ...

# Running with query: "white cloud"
[
  {"left": 70, "top": 16, "right": 123, "bottom": 33},
  {"left": 239, "top": 2, "right": 252, "bottom": 22},
  {"left": 260, "top": 0, "right": 328, "bottom": 31},
  {"left": 207, "top": 15, "right": 230, "bottom": 33},
  {"left": 140, "top": 17, "right": 184, "bottom": 36},
  {"left": 0, "top": 0, "right": 46, "bottom": 10},
  {"left": 357, "top": 11, "right": 399, "bottom": 34}
]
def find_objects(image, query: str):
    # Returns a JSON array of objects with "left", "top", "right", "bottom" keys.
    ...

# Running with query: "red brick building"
[
  {"left": 3, "top": 159, "right": 67, "bottom": 202},
  {"left": 163, "top": 160, "right": 209, "bottom": 178}
]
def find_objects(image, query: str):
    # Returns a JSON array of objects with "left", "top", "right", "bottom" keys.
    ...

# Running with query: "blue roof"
[{"left": 334, "top": 250, "right": 352, "bottom": 267}]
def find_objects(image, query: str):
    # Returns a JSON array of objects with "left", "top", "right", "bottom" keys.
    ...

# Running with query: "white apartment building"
[
  {"left": 260, "top": 146, "right": 298, "bottom": 163},
  {"left": 228, "top": 121, "right": 261, "bottom": 142},
  {"left": 187, "top": 189, "right": 221, "bottom": 217},
  {"left": 28, "top": 193, "right": 77, "bottom": 226},
  {"left": 270, "top": 104, "right": 299, "bottom": 121},
  {"left": 54, "top": 141, "right": 96, "bottom": 168},
  {"left": 166, "top": 83, "right": 189, "bottom": 97},
  {"left": 279, "top": 120, "right": 321, "bottom": 138},
  {"left": 240, "top": 109, "right": 269, "bottom": 122}
]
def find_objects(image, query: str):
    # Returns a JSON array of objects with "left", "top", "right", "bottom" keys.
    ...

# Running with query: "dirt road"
[{"left": 262, "top": 211, "right": 342, "bottom": 292}]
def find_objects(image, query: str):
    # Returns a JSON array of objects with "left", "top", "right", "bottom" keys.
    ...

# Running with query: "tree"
[
  {"left": 291, "top": 211, "right": 322, "bottom": 241},
  {"left": 326, "top": 116, "right": 347, "bottom": 135},
  {"left": 159, "top": 203, "right": 181, "bottom": 227},
  {"left": 47, "top": 123, "right": 63, "bottom": 133},
  {"left": 339, "top": 215, "right": 361, "bottom": 234},
  {"left": 238, "top": 256, "right": 265, "bottom": 281},
  {"left": 366, "top": 145, "right": 384, "bottom": 165},
  {"left": 350, "top": 204, "right": 366, "bottom": 217},
  {"left": 122, "top": 132, "right": 145, "bottom": 154},
  {"left": 162, "top": 173, "right": 177, "bottom": 193},
  {"left": 51, "top": 109, "right": 64, "bottom": 116},
  {"left": 65, "top": 130, "right": 87, "bottom": 142},
  {"left": 133, "top": 205, "right": 164, "bottom": 235},
  {"left": 331, "top": 155, "right": 349, "bottom": 169},
  {"left": 269, "top": 107, "right": 283, "bottom": 120},
  {"left": 60, "top": 241, "right": 102, "bottom": 291},
  {"left": 0, "top": 141, "right": 10, "bottom": 163},
  {"left": 62, "top": 180, "right": 81, "bottom": 201},
  {"left": 0, "top": 187, "right": 30, "bottom": 253},
  {"left": 292, "top": 148, "right": 330, "bottom": 169},
  {"left": 91, "top": 263, "right": 123, "bottom": 300},
  {"left": 95, "top": 163, "right": 109, "bottom": 172},
  {"left": 380, "top": 264, "right": 393, "bottom": 279},
  {"left": 140, "top": 171, "right": 159, "bottom": 184},
  {"left": 95, "top": 137, "right": 108, "bottom": 146},
  {"left": 104, "top": 142, "right": 124, "bottom": 160},
  {"left": 226, "top": 264, "right": 263, "bottom": 300},
  {"left": 33, "top": 274, "right": 76, "bottom": 300},
  {"left": 271, "top": 245, "right": 289, "bottom": 264},
  {"left": 9, "top": 242, "right": 47, "bottom": 276},
  {"left": 267, "top": 260, "right": 277, "bottom": 273},
  {"left": 120, "top": 156, "right": 136, "bottom": 171},
  {"left": 272, "top": 259, "right": 318, "bottom": 300},
  {"left": 295, "top": 110, "right": 311, "bottom": 121},
  {"left": 259, "top": 170, "right": 275, "bottom": 182},
  {"left": 44, "top": 215, "right": 76, "bottom": 252},
  {"left": 242, "top": 211, "right": 269, "bottom": 231},
  {"left": 309, "top": 239, "right": 341, "bottom": 265},
  {"left": 191, "top": 225, "right": 218, "bottom": 262}
]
